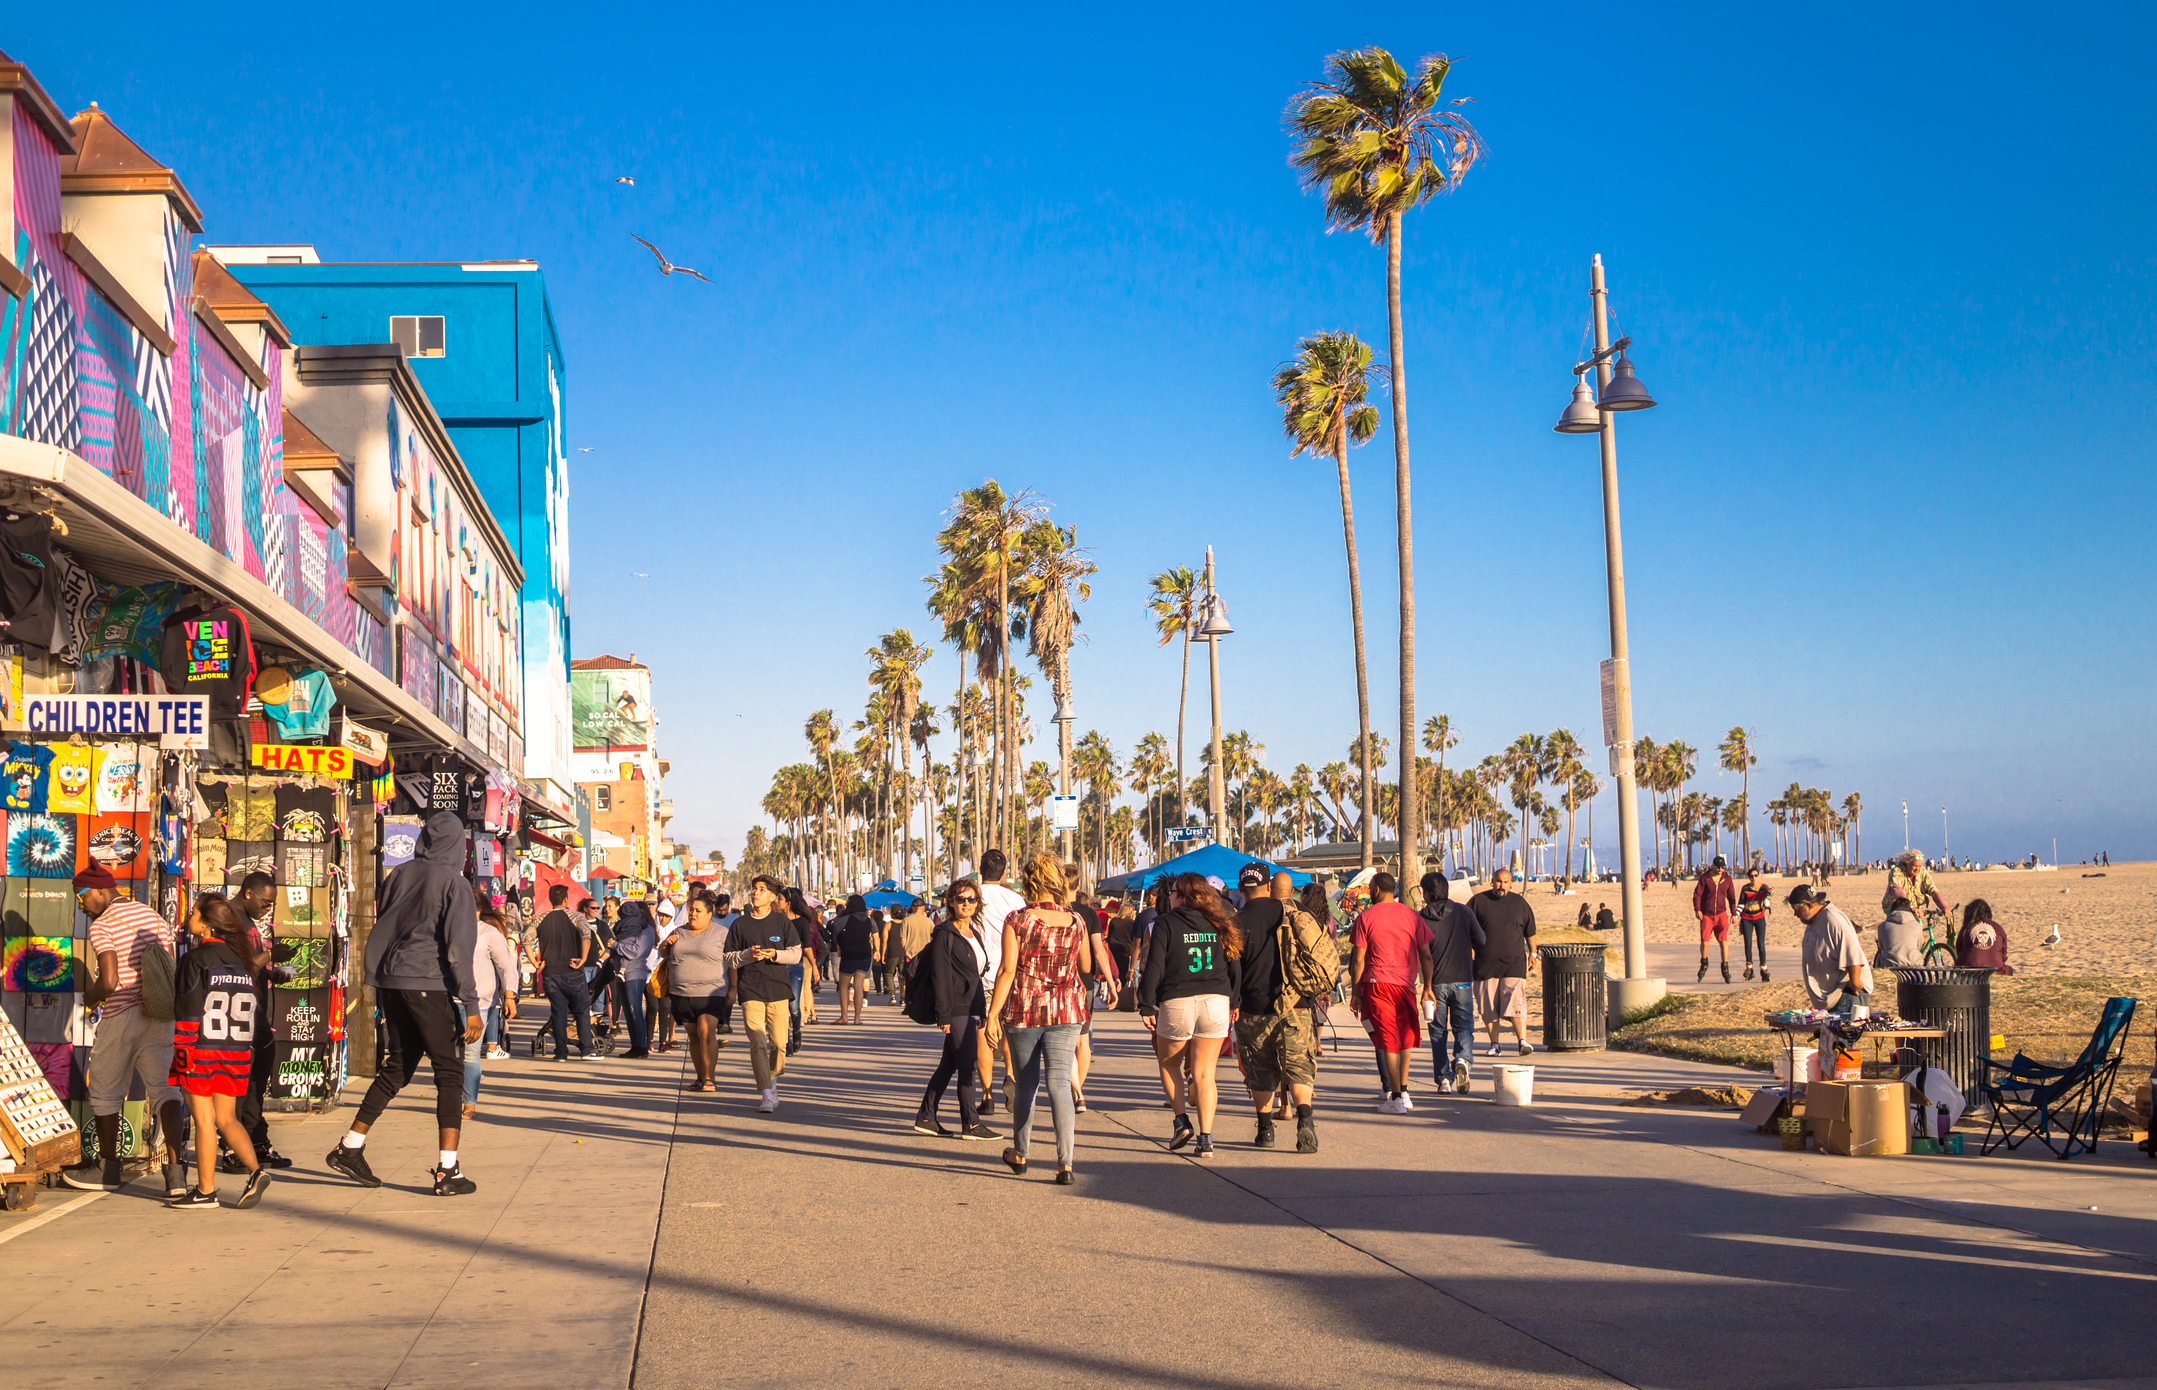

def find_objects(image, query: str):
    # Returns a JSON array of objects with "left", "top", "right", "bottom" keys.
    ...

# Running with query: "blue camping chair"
[{"left": 1978, "top": 996, "right": 2137, "bottom": 1160}]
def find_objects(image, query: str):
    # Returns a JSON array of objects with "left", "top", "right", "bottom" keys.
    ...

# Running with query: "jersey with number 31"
[{"left": 169, "top": 939, "right": 259, "bottom": 1095}]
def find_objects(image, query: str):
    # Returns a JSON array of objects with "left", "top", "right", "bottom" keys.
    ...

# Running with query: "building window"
[
  {"left": 267, "top": 254, "right": 304, "bottom": 265},
  {"left": 390, "top": 316, "right": 446, "bottom": 359},
  {"left": 595, "top": 785, "right": 610, "bottom": 812}
]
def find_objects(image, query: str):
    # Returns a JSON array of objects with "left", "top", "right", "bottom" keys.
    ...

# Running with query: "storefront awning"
[{"left": 0, "top": 435, "right": 505, "bottom": 777}]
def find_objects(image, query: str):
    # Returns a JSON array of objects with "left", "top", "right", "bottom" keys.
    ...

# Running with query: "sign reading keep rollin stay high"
[{"left": 20, "top": 695, "right": 211, "bottom": 749}]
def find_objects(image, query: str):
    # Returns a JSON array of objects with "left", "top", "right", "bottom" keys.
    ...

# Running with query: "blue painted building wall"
[{"left": 227, "top": 259, "right": 574, "bottom": 789}]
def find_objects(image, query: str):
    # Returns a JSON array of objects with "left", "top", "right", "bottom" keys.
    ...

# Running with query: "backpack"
[
  {"left": 903, "top": 938, "right": 941, "bottom": 1025},
  {"left": 138, "top": 938, "right": 176, "bottom": 1021},
  {"left": 1277, "top": 906, "right": 1340, "bottom": 1006}
]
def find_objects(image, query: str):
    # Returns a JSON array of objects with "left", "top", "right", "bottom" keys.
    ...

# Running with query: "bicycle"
[{"left": 1919, "top": 905, "right": 1958, "bottom": 968}]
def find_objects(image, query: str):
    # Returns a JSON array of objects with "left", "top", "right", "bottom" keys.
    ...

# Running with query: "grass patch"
[{"left": 1619, "top": 992, "right": 1688, "bottom": 1030}]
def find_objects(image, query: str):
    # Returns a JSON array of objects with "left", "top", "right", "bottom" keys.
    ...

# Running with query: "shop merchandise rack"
[{"left": 0, "top": 1007, "right": 80, "bottom": 1209}]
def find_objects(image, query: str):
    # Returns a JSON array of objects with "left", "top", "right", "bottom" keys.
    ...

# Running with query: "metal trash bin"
[
  {"left": 1539, "top": 943, "right": 1609, "bottom": 1052},
  {"left": 1893, "top": 966, "right": 1994, "bottom": 1107}
]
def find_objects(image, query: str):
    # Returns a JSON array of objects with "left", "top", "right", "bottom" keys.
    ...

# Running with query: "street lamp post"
[
  {"left": 1199, "top": 546, "right": 1233, "bottom": 845},
  {"left": 1553, "top": 254, "right": 1657, "bottom": 1012},
  {"left": 1053, "top": 674, "right": 1075, "bottom": 862},
  {"left": 1903, "top": 800, "right": 1909, "bottom": 853}
]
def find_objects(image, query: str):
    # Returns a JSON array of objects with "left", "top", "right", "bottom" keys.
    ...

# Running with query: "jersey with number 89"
[{"left": 169, "top": 939, "right": 259, "bottom": 1096}]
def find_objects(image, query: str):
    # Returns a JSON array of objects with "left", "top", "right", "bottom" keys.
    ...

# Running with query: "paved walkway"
[{"left": 5, "top": 991, "right": 2157, "bottom": 1390}]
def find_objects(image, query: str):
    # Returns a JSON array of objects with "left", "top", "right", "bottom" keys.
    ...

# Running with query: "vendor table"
[{"left": 1768, "top": 1022, "right": 1949, "bottom": 1084}]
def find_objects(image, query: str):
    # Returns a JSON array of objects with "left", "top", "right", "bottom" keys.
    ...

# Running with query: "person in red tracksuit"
[
  {"left": 1693, "top": 856, "right": 1740, "bottom": 984},
  {"left": 168, "top": 894, "right": 271, "bottom": 1210}
]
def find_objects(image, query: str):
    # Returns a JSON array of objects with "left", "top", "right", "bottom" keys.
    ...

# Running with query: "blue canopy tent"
[
  {"left": 1096, "top": 844, "right": 1312, "bottom": 897},
  {"left": 862, "top": 880, "right": 923, "bottom": 911}
]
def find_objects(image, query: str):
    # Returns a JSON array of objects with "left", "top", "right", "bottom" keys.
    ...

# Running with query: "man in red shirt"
[
  {"left": 1350, "top": 872, "right": 1433, "bottom": 1115},
  {"left": 1693, "top": 855, "right": 1739, "bottom": 983}
]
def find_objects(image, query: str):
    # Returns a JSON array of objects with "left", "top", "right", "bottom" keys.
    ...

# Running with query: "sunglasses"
[{"left": 954, "top": 895, "right": 980, "bottom": 905}]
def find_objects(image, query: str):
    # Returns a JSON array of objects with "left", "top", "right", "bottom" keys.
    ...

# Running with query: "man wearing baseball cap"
[
  {"left": 1787, "top": 884, "right": 1872, "bottom": 1016},
  {"left": 62, "top": 866, "right": 189, "bottom": 1197}
]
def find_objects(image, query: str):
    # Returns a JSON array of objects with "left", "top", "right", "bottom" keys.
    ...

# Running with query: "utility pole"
[
  {"left": 1903, "top": 799, "right": 1909, "bottom": 852},
  {"left": 1204, "top": 547, "right": 1226, "bottom": 845},
  {"left": 1590, "top": 256, "right": 1647, "bottom": 990}
]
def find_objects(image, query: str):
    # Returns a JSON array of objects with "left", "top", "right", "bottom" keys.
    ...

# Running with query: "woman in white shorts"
[{"left": 1136, "top": 873, "right": 1242, "bottom": 1160}]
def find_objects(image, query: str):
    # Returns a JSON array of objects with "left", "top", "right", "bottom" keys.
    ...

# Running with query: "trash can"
[
  {"left": 1538, "top": 943, "right": 1609, "bottom": 1052},
  {"left": 1893, "top": 966, "right": 1994, "bottom": 1107}
]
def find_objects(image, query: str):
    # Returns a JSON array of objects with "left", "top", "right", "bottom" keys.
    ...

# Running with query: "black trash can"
[
  {"left": 1893, "top": 966, "right": 1994, "bottom": 1107},
  {"left": 1539, "top": 943, "right": 1610, "bottom": 1052}
]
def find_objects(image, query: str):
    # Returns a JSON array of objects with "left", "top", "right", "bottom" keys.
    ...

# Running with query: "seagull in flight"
[
  {"left": 631, "top": 572, "right": 650, "bottom": 578},
  {"left": 631, "top": 235, "right": 710, "bottom": 283},
  {"left": 578, "top": 447, "right": 595, "bottom": 453},
  {"left": 614, "top": 175, "right": 636, "bottom": 186}
]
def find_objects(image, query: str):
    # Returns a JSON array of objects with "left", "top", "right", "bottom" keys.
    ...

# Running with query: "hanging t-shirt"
[
  {"left": 45, "top": 744, "right": 97, "bottom": 815},
  {"left": 158, "top": 605, "right": 257, "bottom": 720},
  {"left": 274, "top": 785, "right": 335, "bottom": 843},
  {"left": 225, "top": 782, "right": 276, "bottom": 840},
  {"left": 0, "top": 511, "right": 57, "bottom": 643},
  {"left": 95, "top": 743, "right": 151, "bottom": 813},
  {"left": 2, "top": 741, "right": 55, "bottom": 812},
  {"left": 262, "top": 668, "right": 335, "bottom": 740}
]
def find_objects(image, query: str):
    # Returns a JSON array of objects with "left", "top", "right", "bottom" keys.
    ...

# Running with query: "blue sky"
[{"left": 17, "top": 2, "right": 2155, "bottom": 865}]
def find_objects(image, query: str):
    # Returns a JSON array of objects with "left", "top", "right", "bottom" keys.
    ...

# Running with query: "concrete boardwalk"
[{"left": 5, "top": 992, "right": 2157, "bottom": 1390}]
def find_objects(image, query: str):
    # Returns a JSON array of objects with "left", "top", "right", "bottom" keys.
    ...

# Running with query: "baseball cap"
[
  {"left": 73, "top": 864, "right": 116, "bottom": 891},
  {"left": 1785, "top": 884, "right": 1827, "bottom": 907},
  {"left": 1237, "top": 862, "right": 1272, "bottom": 890},
  {"left": 1205, "top": 875, "right": 1226, "bottom": 892},
  {"left": 1712, "top": 854, "right": 1727, "bottom": 869}
]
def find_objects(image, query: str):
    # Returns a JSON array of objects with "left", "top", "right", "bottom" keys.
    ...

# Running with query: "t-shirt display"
[
  {"left": 157, "top": 604, "right": 257, "bottom": 721},
  {"left": 2, "top": 741, "right": 54, "bottom": 811},
  {"left": 274, "top": 785, "right": 334, "bottom": 843},
  {"left": 6, "top": 814, "right": 78, "bottom": 879},
  {"left": 0, "top": 510, "right": 58, "bottom": 644},
  {"left": 44, "top": 743, "right": 96, "bottom": 815},
  {"left": 261, "top": 668, "right": 335, "bottom": 740},
  {"left": 94, "top": 743, "right": 152, "bottom": 813}
]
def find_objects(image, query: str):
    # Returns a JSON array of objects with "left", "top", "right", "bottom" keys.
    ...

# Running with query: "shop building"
[{"left": 570, "top": 654, "right": 675, "bottom": 900}]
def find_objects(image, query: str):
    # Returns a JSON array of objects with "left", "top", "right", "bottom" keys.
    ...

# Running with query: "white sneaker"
[
  {"left": 485, "top": 1047, "right": 510, "bottom": 1060},
  {"left": 756, "top": 1089, "right": 778, "bottom": 1113},
  {"left": 1517, "top": 1041, "right": 1535, "bottom": 1056},
  {"left": 1377, "top": 1096, "right": 1405, "bottom": 1115},
  {"left": 1399, "top": 1092, "right": 1415, "bottom": 1112}
]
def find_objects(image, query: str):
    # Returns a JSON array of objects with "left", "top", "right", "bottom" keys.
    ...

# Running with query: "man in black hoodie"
[
  {"left": 1419, "top": 871, "right": 1482, "bottom": 1096},
  {"left": 327, "top": 811, "right": 484, "bottom": 1196}
]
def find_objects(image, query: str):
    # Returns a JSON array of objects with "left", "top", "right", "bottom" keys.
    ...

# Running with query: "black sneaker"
[
  {"left": 432, "top": 1164, "right": 477, "bottom": 1197},
  {"left": 1721, "top": 961, "right": 1732, "bottom": 984},
  {"left": 912, "top": 1113, "right": 950, "bottom": 1137},
  {"left": 259, "top": 1148, "right": 294, "bottom": 1171},
  {"left": 61, "top": 1159, "right": 125, "bottom": 1192},
  {"left": 162, "top": 1163, "right": 189, "bottom": 1200},
  {"left": 1697, "top": 956, "right": 1709, "bottom": 982},
  {"left": 1194, "top": 1134, "right": 1215, "bottom": 1160},
  {"left": 1296, "top": 1114, "right": 1319, "bottom": 1154},
  {"left": 958, "top": 1124, "right": 1000, "bottom": 1142},
  {"left": 235, "top": 1168, "right": 272, "bottom": 1210},
  {"left": 325, "top": 1144, "right": 382, "bottom": 1188},
  {"left": 623, "top": 1049, "right": 651, "bottom": 1060},
  {"left": 1169, "top": 1114, "right": 1195, "bottom": 1151},
  {"left": 167, "top": 1188, "right": 219, "bottom": 1210},
  {"left": 1254, "top": 1116, "right": 1277, "bottom": 1148}
]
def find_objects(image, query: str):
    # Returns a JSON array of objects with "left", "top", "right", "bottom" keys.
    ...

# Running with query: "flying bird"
[
  {"left": 631, "top": 234, "right": 710, "bottom": 283},
  {"left": 578, "top": 447, "right": 595, "bottom": 453},
  {"left": 614, "top": 175, "right": 636, "bottom": 186},
  {"left": 2042, "top": 923, "right": 2061, "bottom": 948},
  {"left": 631, "top": 572, "right": 650, "bottom": 578}
]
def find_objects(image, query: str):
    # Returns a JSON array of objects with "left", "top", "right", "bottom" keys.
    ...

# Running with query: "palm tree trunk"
[
  {"left": 1385, "top": 211, "right": 1420, "bottom": 880},
  {"left": 1175, "top": 627, "right": 1191, "bottom": 832},
  {"left": 1331, "top": 434, "right": 1376, "bottom": 872}
]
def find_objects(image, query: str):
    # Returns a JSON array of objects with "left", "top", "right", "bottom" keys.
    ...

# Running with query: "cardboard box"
[
  {"left": 1806, "top": 1080, "right": 1911, "bottom": 1156},
  {"left": 1742, "top": 1087, "right": 1803, "bottom": 1131}
]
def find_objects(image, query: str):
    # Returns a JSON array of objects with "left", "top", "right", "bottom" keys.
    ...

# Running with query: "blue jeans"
[
  {"left": 786, "top": 965, "right": 804, "bottom": 1049},
  {"left": 542, "top": 973, "right": 593, "bottom": 1057},
  {"left": 614, "top": 977, "right": 649, "bottom": 1053},
  {"left": 483, "top": 1004, "right": 506, "bottom": 1051},
  {"left": 1006, "top": 1023, "right": 1081, "bottom": 1165},
  {"left": 462, "top": 1003, "right": 501, "bottom": 1105},
  {"left": 1428, "top": 982, "right": 1474, "bottom": 1076}
]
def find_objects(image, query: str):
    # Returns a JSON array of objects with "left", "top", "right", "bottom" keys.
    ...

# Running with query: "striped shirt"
[{"left": 88, "top": 898, "right": 172, "bottom": 1017}]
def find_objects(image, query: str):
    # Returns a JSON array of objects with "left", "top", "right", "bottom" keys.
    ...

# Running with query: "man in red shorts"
[
  {"left": 1693, "top": 854, "right": 1739, "bottom": 983},
  {"left": 1349, "top": 872, "right": 1433, "bottom": 1115}
]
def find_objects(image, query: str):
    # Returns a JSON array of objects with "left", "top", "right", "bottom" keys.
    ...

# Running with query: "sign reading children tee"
[
  {"left": 156, "top": 604, "right": 256, "bottom": 720},
  {"left": 17, "top": 695, "right": 210, "bottom": 749}
]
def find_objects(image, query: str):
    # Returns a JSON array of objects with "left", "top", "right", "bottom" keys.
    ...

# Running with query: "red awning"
[{"left": 589, "top": 866, "right": 623, "bottom": 880}]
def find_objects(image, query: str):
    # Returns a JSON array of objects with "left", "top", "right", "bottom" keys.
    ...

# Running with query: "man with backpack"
[
  {"left": 1231, "top": 862, "right": 1335, "bottom": 1154},
  {"left": 62, "top": 865, "right": 189, "bottom": 1197}
]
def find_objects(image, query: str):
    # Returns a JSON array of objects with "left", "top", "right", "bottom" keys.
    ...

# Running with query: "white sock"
[
  {"left": 342, "top": 1132, "right": 366, "bottom": 1149},
  {"left": 439, "top": 1150, "right": 458, "bottom": 1170}
]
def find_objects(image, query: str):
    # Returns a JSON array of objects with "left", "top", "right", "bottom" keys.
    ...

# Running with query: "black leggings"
[
  {"left": 356, "top": 988, "right": 465, "bottom": 1131},
  {"left": 921, "top": 1016, "right": 980, "bottom": 1127}
]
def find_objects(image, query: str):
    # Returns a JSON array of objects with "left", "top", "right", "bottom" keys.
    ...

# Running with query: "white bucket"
[
  {"left": 1775, "top": 1048, "right": 1817, "bottom": 1085},
  {"left": 1493, "top": 1064, "right": 1535, "bottom": 1107}
]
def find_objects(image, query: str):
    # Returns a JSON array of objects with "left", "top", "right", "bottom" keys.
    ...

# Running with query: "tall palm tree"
[
  {"left": 1420, "top": 714, "right": 1456, "bottom": 870},
  {"left": 804, "top": 710, "right": 841, "bottom": 887},
  {"left": 1145, "top": 565, "right": 1202, "bottom": 834},
  {"left": 1544, "top": 728, "right": 1584, "bottom": 883},
  {"left": 1274, "top": 329, "right": 1383, "bottom": 868},
  {"left": 933, "top": 482, "right": 1042, "bottom": 854},
  {"left": 1014, "top": 519, "right": 1096, "bottom": 860},
  {"left": 1718, "top": 726, "right": 1757, "bottom": 868},
  {"left": 1289, "top": 46, "right": 1487, "bottom": 882},
  {"left": 1842, "top": 792, "right": 1863, "bottom": 869}
]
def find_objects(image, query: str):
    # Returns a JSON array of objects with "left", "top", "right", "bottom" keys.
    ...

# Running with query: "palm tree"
[
  {"left": 1274, "top": 329, "right": 1383, "bottom": 869},
  {"left": 1289, "top": 47, "right": 1487, "bottom": 882},
  {"left": 1015, "top": 518, "right": 1096, "bottom": 859},
  {"left": 1420, "top": 714, "right": 1456, "bottom": 871},
  {"left": 1718, "top": 726, "right": 1757, "bottom": 868},
  {"left": 1145, "top": 565, "right": 1202, "bottom": 835},
  {"left": 1842, "top": 792, "right": 1863, "bottom": 869},
  {"left": 933, "top": 482, "right": 1042, "bottom": 854}
]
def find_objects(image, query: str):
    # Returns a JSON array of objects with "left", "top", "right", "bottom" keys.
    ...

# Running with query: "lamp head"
[
  {"left": 1598, "top": 352, "right": 1656, "bottom": 411},
  {"left": 1198, "top": 595, "right": 1233, "bottom": 638},
  {"left": 1554, "top": 374, "right": 1603, "bottom": 433}
]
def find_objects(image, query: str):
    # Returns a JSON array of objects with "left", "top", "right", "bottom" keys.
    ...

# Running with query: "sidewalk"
[{"left": 0, "top": 1033, "right": 683, "bottom": 1390}]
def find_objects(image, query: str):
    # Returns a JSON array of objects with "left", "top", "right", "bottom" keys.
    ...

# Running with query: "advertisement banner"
[{"left": 17, "top": 694, "right": 210, "bottom": 748}]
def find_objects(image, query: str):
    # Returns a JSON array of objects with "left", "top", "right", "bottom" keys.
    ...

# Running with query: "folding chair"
[{"left": 1979, "top": 996, "right": 2137, "bottom": 1160}]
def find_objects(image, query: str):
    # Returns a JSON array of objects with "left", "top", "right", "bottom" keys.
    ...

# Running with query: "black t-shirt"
[
  {"left": 1469, "top": 890, "right": 1537, "bottom": 980},
  {"left": 0, "top": 511, "right": 56, "bottom": 641},
  {"left": 726, "top": 910, "right": 802, "bottom": 1003},
  {"left": 536, "top": 909, "right": 584, "bottom": 977},
  {"left": 159, "top": 604, "right": 257, "bottom": 721},
  {"left": 832, "top": 913, "right": 876, "bottom": 963},
  {"left": 1233, "top": 898, "right": 1286, "bottom": 1014}
]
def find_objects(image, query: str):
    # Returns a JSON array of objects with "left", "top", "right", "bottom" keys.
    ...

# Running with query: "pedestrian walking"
[
  {"left": 1137, "top": 872, "right": 1241, "bottom": 1159},
  {"left": 61, "top": 865, "right": 188, "bottom": 1196},
  {"left": 1349, "top": 872, "right": 1433, "bottom": 1114},
  {"left": 984, "top": 853, "right": 1091, "bottom": 1182},
  {"left": 166, "top": 894, "right": 271, "bottom": 1210},
  {"left": 784, "top": 886, "right": 820, "bottom": 1049},
  {"left": 1419, "top": 870, "right": 1481, "bottom": 1096},
  {"left": 665, "top": 895, "right": 732, "bottom": 1091},
  {"left": 914, "top": 881, "right": 999, "bottom": 1141},
  {"left": 1468, "top": 868, "right": 1538, "bottom": 1057},
  {"left": 830, "top": 894, "right": 877, "bottom": 1025},
  {"left": 601, "top": 898, "right": 657, "bottom": 1058},
  {"left": 726, "top": 876, "right": 804, "bottom": 1112},
  {"left": 462, "top": 909, "right": 519, "bottom": 1117},
  {"left": 1694, "top": 855, "right": 1739, "bottom": 983},
  {"left": 1738, "top": 866, "right": 1773, "bottom": 981},
  {"left": 327, "top": 810, "right": 485, "bottom": 1197},
  {"left": 222, "top": 871, "right": 297, "bottom": 1173},
  {"left": 974, "top": 849, "right": 1025, "bottom": 1115},
  {"left": 534, "top": 884, "right": 595, "bottom": 1060},
  {"left": 898, "top": 895, "right": 934, "bottom": 1007},
  {"left": 1232, "top": 864, "right": 1330, "bottom": 1152}
]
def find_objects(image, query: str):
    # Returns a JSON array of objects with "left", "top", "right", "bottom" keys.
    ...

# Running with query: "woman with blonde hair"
[
  {"left": 985, "top": 852, "right": 1094, "bottom": 1184},
  {"left": 1136, "top": 873, "right": 1241, "bottom": 1159}
]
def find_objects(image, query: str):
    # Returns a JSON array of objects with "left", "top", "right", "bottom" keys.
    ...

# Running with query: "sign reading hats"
[{"left": 252, "top": 743, "right": 355, "bottom": 776}]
